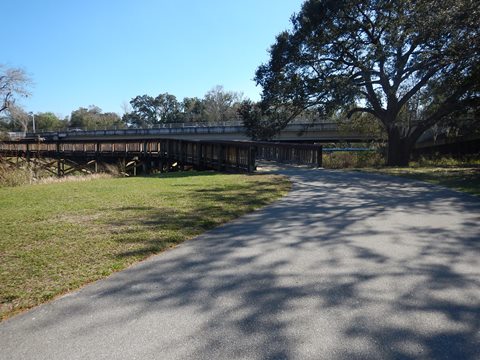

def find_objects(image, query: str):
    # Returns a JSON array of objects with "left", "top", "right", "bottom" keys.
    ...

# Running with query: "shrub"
[
  {"left": 412, "top": 155, "right": 480, "bottom": 168},
  {"left": 0, "top": 165, "right": 33, "bottom": 187},
  {"left": 323, "top": 151, "right": 384, "bottom": 169}
]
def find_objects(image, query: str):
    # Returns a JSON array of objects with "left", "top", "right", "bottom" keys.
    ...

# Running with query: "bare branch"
[
  {"left": 0, "top": 65, "right": 32, "bottom": 114},
  {"left": 346, "top": 107, "right": 378, "bottom": 118},
  {"left": 397, "top": 67, "right": 441, "bottom": 110},
  {"left": 361, "top": 70, "right": 385, "bottom": 117}
]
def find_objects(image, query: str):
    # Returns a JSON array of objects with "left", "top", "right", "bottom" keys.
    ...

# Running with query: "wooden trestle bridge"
[{"left": 0, "top": 137, "right": 323, "bottom": 176}]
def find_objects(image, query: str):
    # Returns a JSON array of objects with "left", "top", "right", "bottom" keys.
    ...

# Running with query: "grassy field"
[
  {"left": 0, "top": 172, "right": 290, "bottom": 320},
  {"left": 361, "top": 166, "right": 480, "bottom": 196}
]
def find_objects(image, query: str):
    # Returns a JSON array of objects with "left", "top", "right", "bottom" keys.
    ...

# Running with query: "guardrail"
[{"left": 24, "top": 122, "right": 339, "bottom": 140}]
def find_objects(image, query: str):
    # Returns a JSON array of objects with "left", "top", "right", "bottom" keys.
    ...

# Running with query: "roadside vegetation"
[
  {"left": 0, "top": 159, "right": 121, "bottom": 187},
  {"left": 366, "top": 167, "right": 479, "bottom": 196},
  {"left": 360, "top": 156, "right": 480, "bottom": 196},
  {"left": 332, "top": 153, "right": 479, "bottom": 196},
  {"left": 322, "top": 150, "right": 384, "bottom": 169},
  {"left": 320, "top": 150, "right": 480, "bottom": 196},
  {"left": 0, "top": 172, "right": 290, "bottom": 320}
]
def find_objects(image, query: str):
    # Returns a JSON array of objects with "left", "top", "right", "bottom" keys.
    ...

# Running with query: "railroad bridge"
[{"left": 0, "top": 137, "right": 323, "bottom": 176}]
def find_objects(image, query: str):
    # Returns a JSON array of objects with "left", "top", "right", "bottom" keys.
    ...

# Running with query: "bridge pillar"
[
  {"left": 95, "top": 142, "right": 100, "bottom": 173},
  {"left": 235, "top": 147, "right": 240, "bottom": 170},
  {"left": 26, "top": 144, "right": 30, "bottom": 166},
  {"left": 248, "top": 146, "right": 256, "bottom": 173},
  {"left": 317, "top": 147, "right": 323, "bottom": 167},
  {"left": 220, "top": 144, "right": 226, "bottom": 171},
  {"left": 197, "top": 143, "right": 204, "bottom": 170},
  {"left": 56, "top": 142, "right": 62, "bottom": 177}
]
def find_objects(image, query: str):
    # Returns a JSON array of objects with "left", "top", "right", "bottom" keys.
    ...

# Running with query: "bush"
[
  {"left": 0, "top": 165, "right": 33, "bottom": 187},
  {"left": 411, "top": 154, "right": 480, "bottom": 168},
  {"left": 323, "top": 151, "right": 384, "bottom": 169}
]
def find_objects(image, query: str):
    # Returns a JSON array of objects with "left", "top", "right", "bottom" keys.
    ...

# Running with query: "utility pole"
[{"left": 29, "top": 112, "right": 36, "bottom": 133}]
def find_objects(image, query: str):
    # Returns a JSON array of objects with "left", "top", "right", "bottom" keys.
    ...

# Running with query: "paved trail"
[{"left": 1, "top": 168, "right": 479, "bottom": 360}]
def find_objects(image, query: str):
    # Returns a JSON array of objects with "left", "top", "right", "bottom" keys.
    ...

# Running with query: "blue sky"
[{"left": 4, "top": 0, "right": 304, "bottom": 118}]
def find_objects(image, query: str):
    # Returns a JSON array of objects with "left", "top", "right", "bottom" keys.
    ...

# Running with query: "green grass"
[
  {"left": 360, "top": 166, "right": 480, "bottom": 196},
  {"left": 0, "top": 172, "right": 291, "bottom": 320}
]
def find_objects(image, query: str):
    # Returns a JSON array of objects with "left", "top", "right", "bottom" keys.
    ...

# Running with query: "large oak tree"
[{"left": 255, "top": 0, "right": 479, "bottom": 165}]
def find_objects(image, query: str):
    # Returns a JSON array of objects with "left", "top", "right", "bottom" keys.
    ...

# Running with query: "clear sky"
[{"left": 4, "top": 0, "right": 304, "bottom": 118}]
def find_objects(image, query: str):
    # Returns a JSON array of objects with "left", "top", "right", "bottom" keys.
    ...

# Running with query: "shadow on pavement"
[{"left": 1, "top": 169, "right": 479, "bottom": 360}]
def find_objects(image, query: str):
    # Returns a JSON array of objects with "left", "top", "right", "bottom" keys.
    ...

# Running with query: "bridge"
[
  {"left": 0, "top": 137, "right": 323, "bottom": 176},
  {"left": 1, "top": 121, "right": 379, "bottom": 176},
  {"left": 24, "top": 121, "right": 374, "bottom": 143}
]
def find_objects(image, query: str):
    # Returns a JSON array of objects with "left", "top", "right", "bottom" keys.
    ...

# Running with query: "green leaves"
[
  {"left": 127, "top": 93, "right": 181, "bottom": 127},
  {"left": 238, "top": 100, "right": 290, "bottom": 140},
  {"left": 255, "top": 0, "right": 480, "bottom": 165},
  {"left": 70, "top": 106, "right": 124, "bottom": 130}
]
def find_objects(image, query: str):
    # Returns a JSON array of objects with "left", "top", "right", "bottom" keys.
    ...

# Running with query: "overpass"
[{"left": 25, "top": 121, "right": 375, "bottom": 143}]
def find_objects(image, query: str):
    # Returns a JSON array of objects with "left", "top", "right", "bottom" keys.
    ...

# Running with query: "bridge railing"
[{"left": 24, "top": 120, "right": 340, "bottom": 140}]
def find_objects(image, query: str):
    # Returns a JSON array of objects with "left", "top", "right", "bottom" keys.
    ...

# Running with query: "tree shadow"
[{"left": 1, "top": 168, "right": 479, "bottom": 359}]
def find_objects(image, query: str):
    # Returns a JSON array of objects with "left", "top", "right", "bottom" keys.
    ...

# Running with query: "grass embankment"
[
  {"left": 0, "top": 172, "right": 290, "bottom": 320},
  {"left": 330, "top": 154, "right": 480, "bottom": 196},
  {"left": 364, "top": 156, "right": 480, "bottom": 196},
  {"left": 361, "top": 166, "right": 480, "bottom": 196}
]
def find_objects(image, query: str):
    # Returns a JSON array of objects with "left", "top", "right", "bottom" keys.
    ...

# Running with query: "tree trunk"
[{"left": 386, "top": 128, "right": 413, "bottom": 166}]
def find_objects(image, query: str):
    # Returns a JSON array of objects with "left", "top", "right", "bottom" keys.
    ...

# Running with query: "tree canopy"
[
  {"left": 123, "top": 86, "right": 244, "bottom": 127},
  {"left": 203, "top": 86, "right": 243, "bottom": 123},
  {"left": 34, "top": 112, "right": 66, "bottom": 131},
  {"left": 70, "top": 106, "right": 123, "bottom": 130},
  {"left": 254, "top": 0, "right": 480, "bottom": 165},
  {"left": 124, "top": 94, "right": 181, "bottom": 127}
]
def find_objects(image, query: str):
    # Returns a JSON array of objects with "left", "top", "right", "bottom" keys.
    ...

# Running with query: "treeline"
[
  {"left": 0, "top": 85, "right": 245, "bottom": 132},
  {"left": 123, "top": 85, "right": 243, "bottom": 128},
  {"left": 0, "top": 105, "right": 123, "bottom": 133}
]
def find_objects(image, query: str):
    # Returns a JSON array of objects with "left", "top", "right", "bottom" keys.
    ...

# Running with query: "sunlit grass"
[{"left": 0, "top": 172, "right": 290, "bottom": 320}]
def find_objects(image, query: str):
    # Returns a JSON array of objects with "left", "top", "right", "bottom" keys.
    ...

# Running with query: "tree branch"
[
  {"left": 411, "top": 88, "right": 479, "bottom": 141},
  {"left": 361, "top": 70, "right": 385, "bottom": 117},
  {"left": 393, "top": 41, "right": 419, "bottom": 90},
  {"left": 346, "top": 107, "right": 378, "bottom": 118},
  {"left": 397, "top": 67, "right": 440, "bottom": 110}
]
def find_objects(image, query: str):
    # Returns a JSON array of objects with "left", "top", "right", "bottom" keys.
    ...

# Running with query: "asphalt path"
[{"left": 1, "top": 167, "right": 479, "bottom": 360}]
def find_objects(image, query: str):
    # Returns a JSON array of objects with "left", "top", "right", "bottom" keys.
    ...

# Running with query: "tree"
[
  {"left": 238, "top": 100, "right": 291, "bottom": 140},
  {"left": 203, "top": 86, "right": 243, "bottom": 123},
  {"left": 70, "top": 106, "right": 123, "bottom": 130},
  {"left": 181, "top": 97, "right": 207, "bottom": 123},
  {"left": 4, "top": 105, "right": 30, "bottom": 132},
  {"left": 35, "top": 112, "right": 65, "bottom": 131},
  {"left": 336, "top": 111, "right": 386, "bottom": 141},
  {"left": 0, "top": 117, "right": 10, "bottom": 132},
  {"left": 0, "top": 65, "right": 31, "bottom": 114},
  {"left": 255, "top": 0, "right": 480, "bottom": 165},
  {"left": 126, "top": 93, "right": 181, "bottom": 127}
]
